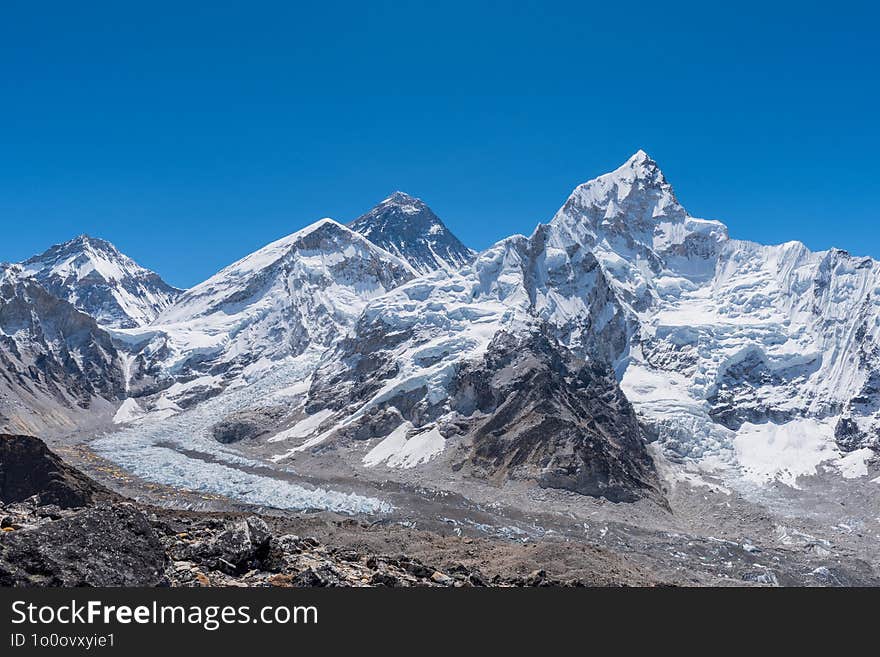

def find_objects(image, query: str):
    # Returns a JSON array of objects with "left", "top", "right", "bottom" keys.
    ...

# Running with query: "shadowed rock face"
[
  {"left": 0, "top": 273, "right": 127, "bottom": 434},
  {"left": 0, "top": 435, "right": 164, "bottom": 586},
  {"left": 0, "top": 278, "right": 124, "bottom": 399},
  {"left": 0, "top": 504, "right": 167, "bottom": 586},
  {"left": 211, "top": 407, "right": 286, "bottom": 444},
  {"left": 0, "top": 433, "right": 112, "bottom": 508},
  {"left": 451, "top": 331, "right": 662, "bottom": 503}
]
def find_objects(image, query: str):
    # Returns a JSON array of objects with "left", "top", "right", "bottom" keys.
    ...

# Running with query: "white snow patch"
[
  {"left": 113, "top": 398, "right": 145, "bottom": 424},
  {"left": 363, "top": 423, "right": 412, "bottom": 467},
  {"left": 835, "top": 448, "right": 873, "bottom": 479},
  {"left": 363, "top": 424, "right": 445, "bottom": 469},
  {"left": 268, "top": 409, "right": 334, "bottom": 443},
  {"left": 733, "top": 419, "right": 837, "bottom": 488}
]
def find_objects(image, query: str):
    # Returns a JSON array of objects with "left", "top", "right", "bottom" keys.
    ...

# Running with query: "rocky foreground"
[{"left": 0, "top": 434, "right": 644, "bottom": 587}]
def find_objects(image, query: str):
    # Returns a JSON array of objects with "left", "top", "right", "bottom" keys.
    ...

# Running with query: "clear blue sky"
[{"left": 1, "top": 1, "right": 876, "bottom": 288}]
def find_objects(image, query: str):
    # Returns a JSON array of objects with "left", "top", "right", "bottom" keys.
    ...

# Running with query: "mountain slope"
[
  {"left": 120, "top": 218, "right": 418, "bottom": 408},
  {"left": 267, "top": 215, "right": 660, "bottom": 501},
  {"left": 349, "top": 192, "right": 475, "bottom": 274},
  {"left": 0, "top": 264, "right": 126, "bottom": 435},
  {"left": 21, "top": 235, "right": 181, "bottom": 329}
]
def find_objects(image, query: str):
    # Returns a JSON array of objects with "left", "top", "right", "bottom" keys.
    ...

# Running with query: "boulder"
[
  {"left": 188, "top": 516, "right": 273, "bottom": 574},
  {"left": 0, "top": 504, "right": 167, "bottom": 586}
]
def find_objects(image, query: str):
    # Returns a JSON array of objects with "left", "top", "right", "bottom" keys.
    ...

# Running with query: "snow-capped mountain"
[
  {"left": 0, "top": 263, "right": 126, "bottom": 435},
  {"left": 4, "top": 150, "right": 879, "bottom": 507},
  {"left": 542, "top": 151, "right": 880, "bottom": 483},
  {"left": 119, "top": 218, "right": 418, "bottom": 407},
  {"left": 349, "top": 192, "right": 475, "bottom": 274},
  {"left": 273, "top": 181, "right": 658, "bottom": 500},
  {"left": 264, "top": 151, "right": 879, "bottom": 497},
  {"left": 20, "top": 235, "right": 182, "bottom": 329}
]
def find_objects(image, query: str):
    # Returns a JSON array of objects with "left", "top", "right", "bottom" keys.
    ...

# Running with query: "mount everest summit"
[
  {"left": 348, "top": 191, "right": 475, "bottom": 274},
  {"left": 2, "top": 154, "right": 879, "bottom": 517}
]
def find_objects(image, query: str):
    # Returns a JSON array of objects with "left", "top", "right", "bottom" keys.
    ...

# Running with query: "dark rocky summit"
[{"left": 349, "top": 191, "right": 475, "bottom": 274}]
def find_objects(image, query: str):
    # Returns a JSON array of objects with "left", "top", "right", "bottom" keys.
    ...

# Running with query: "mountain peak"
[
  {"left": 348, "top": 194, "right": 475, "bottom": 274},
  {"left": 47, "top": 233, "right": 113, "bottom": 254},
  {"left": 628, "top": 148, "right": 651, "bottom": 164},
  {"left": 548, "top": 152, "right": 728, "bottom": 293},
  {"left": 372, "top": 191, "right": 435, "bottom": 219},
  {"left": 20, "top": 235, "right": 181, "bottom": 328},
  {"left": 613, "top": 149, "right": 666, "bottom": 184},
  {"left": 383, "top": 191, "right": 422, "bottom": 206}
]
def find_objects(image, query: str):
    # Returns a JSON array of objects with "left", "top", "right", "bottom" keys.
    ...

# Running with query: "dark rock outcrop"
[
  {"left": 211, "top": 407, "right": 286, "bottom": 444},
  {"left": 0, "top": 433, "right": 111, "bottom": 507},
  {"left": 174, "top": 516, "right": 273, "bottom": 574},
  {"left": 0, "top": 503, "right": 167, "bottom": 586},
  {"left": 451, "top": 330, "right": 662, "bottom": 503}
]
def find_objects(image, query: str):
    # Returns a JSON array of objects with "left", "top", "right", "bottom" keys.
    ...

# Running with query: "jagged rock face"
[
  {"left": 0, "top": 434, "right": 112, "bottom": 507},
  {"left": 449, "top": 331, "right": 660, "bottom": 502},
  {"left": 0, "top": 504, "right": 167, "bottom": 586},
  {"left": 0, "top": 269, "right": 126, "bottom": 434},
  {"left": 20, "top": 235, "right": 181, "bottom": 329},
  {"left": 349, "top": 192, "right": 475, "bottom": 274}
]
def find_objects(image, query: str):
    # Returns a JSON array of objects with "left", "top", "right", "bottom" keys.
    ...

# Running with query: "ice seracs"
[
  {"left": 349, "top": 191, "right": 475, "bottom": 274},
  {"left": 20, "top": 234, "right": 182, "bottom": 329},
  {"left": 555, "top": 152, "right": 880, "bottom": 487}
]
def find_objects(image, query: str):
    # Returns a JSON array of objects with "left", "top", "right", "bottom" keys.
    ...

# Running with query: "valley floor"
[{"left": 44, "top": 421, "right": 880, "bottom": 587}]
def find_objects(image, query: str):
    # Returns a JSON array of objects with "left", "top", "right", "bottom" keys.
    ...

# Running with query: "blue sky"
[{"left": 1, "top": 1, "right": 876, "bottom": 288}]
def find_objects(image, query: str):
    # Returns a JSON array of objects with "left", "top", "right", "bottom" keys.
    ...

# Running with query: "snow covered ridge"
[
  {"left": 0, "top": 192, "right": 472, "bottom": 438},
  {"left": 20, "top": 234, "right": 182, "bottom": 328},
  {"left": 545, "top": 151, "right": 880, "bottom": 484},
  {"left": 121, "top": 218, "right": 419, "bottom": 403}
]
